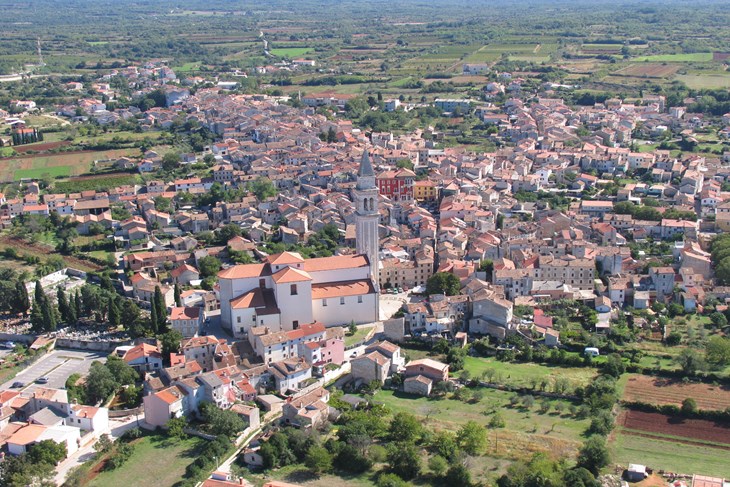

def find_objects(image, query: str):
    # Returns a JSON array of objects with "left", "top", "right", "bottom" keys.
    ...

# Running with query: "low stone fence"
[
  {"left": 56, "top": 337, "right": 132, "bottom": 352},
  {"left": 108, "top": 405, "right": 144, "bottom": 418},
  {"left": 183, "top": 427, "right": 217, "bottom": 441},
  {"left": 0, "top": 332, "right": 35, "bottom": 345}
]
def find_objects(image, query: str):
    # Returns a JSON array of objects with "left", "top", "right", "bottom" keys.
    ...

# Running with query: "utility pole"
[{"left": 36, "top": 37, "right": 45, "bottom": 66}]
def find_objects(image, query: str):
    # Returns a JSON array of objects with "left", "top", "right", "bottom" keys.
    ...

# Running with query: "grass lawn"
[
  {"left": 635, "top": 53, "right": 712, "bottom": 62},
  {"left": 15, "top": 165, "right": 72, "bottom": 180},
  {"left": 344, "top": 327, "right": 371, "bottom": 347},
  {"left": 462, "top": 356, "right": 598, "bottom": 390},
  {"left": 88, "top": 434, "right": 205, "bottom": 487},
  {"left": 610, "top": 431, "right": 729, "bottom": 477},
  {"left": 241, "top": 464, "right": 379, "bottom": 487},
  {"left": 677, "top": 73, "right": 730, "bottom": 89},
  {"left": 270, "top": 47, "right": 313, "bottom": 57},
  {"left": 0, "top": 147, "right": 16, "bottom": 157},
  {"left": 368, "top": 388, "right": 590, "bottom": 462}
]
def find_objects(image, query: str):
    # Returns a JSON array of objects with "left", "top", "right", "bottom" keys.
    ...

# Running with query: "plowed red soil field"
[
  {"left": 619, "top": 409, "right": 730, "bottom": 446},
  {"left": 623, "top": 374, "right": 730, "bottom": 411}
]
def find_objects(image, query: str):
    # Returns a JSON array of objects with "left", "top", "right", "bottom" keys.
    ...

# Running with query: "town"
[{"left": 0, "top": 1, "right": 729, "bottom": 487}]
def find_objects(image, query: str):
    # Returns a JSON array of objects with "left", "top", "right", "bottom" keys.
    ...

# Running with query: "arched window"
[
  {"left": 363, "top": 198, "right": 369, "bottom": 211},
  {"left": 369, "top": 197, "right": 374, "bottom": 211}
]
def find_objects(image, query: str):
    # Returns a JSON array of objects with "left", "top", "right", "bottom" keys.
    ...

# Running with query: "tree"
[
  {"left": 709, "top": 312, "right": 728, "bottom": 329},
  {"left": 426, "top": 272, "right": 461, "bottom": 296},
  {"left": 304, "top": 445, "right": 333, "bottom": 475},
  {"left": 430, "top": 431, "right": 459, "bottom": 460},
  {"left": 457, "top": 420, "right": 486, "bottom": 455},
  {"left": 94, "top": 434, "right": 113, "bottom": 454},
  {"left": 120, "top": 300, "right": 141, "bottom": 329},
  {"left": 150, "top": 297, "right": 159, "bottom": 334},
  {"left": 217, "top": 223, "right": 241, "bottom": 243},
  {"left": 376, "top": 473, "right": 409, "bottom": 487},
  {"left": 153, "top": 286, "right": 167, "bottom": 331},
  {"left": 12, "top": 280, "right": 30, "bottom": 316},
  {"left": 166, "top": 417, "right": 187, "bottom": 438},
  {"left": 675, "top": 348, "right": 706, "bottom": 374},
  {"left": 84, "top": 362, "right": 118, "bottom": 403},
  {"left": 681, "top": 397, "right": 698, "bottom": 415},
  {"left": 577, "top": 436, "right": 610, "bottom": 476},
  {"left": 28, "top": 439, "right": 67, "bottom": 465},
  {"left": 563, "top": 468, "right": 600, "bottom": 487},
  {"left": 489, "top": 412, "right": 506, "bottom": 429},
  {"left": 602, "top": 354, "right": 626, "bottom": 378},
  {"left": 705, "top": 336, "right": 730, "bottom": 367},
  {"left": 428, "top": 455, "right": 448, "bottom": 477},
  {"left": 389, "top": 412, "right": 422, "bottom": 443},
  {"left": 386, "top": 442, "right": 421, "bottom": 480},
  {"left": 105, "top": 355, "right": 138, "bottom": 386},
  {"left": 588, "top": 409, "right": 614, "bottom": 436},
  {"left": 161, "top": 151, "right": 181, "bottom": 171},
  {"left": 198, "top": 255, "right": 222, "bottom": 278},
  {"left": 160, "top": 330, "right": 183, "bottom": 365},
  {"left": 57, "top": 287, "right": 69, "bottom": 323},
  {"left": 174, "top": 283, "right": 182, "bottom": 307},
  {"left": 248, "top": 176, "right": 277, "bottom": 201},
  {"left": 108, "top": 297, "right": 121, "bottom": 328},
  {"left": 200, "top": 402, "right": 245, "bottom": 438},
  {"left": 446, "top": 464, "right": 472, "bottom": 486}
]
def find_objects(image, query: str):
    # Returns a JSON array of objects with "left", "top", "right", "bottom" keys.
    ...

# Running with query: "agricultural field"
[
  {"left": 613, "top": 63, "right": 680, "bottom": 78},
  {"left": 618, "top": 409, "right": 730, "bottom": 446},
  {"left": 621, "top": 374, "right": 730, "bottom": 411},
  {"left": 462, "top": 356, "right": 598, "bottom": 390},
  {"left": 635, "top": 53, "right": 713, "bottom": 62},
  {"left": 0, "top": 148, "right": 137, "bottom": 182},
  {"left": 676, "top": 73, "right": 730, "bottom": 89},
  {"left": 368, "top": 387, "right": 590, "bottom": 462},
  {"left": 610, "top": 429, "right": 729, "bottom": 478},
  {"left": 269, "top": 47, "right": 314, "bottom": 57}
]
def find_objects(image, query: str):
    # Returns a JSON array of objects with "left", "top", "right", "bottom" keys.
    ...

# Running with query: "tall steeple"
[{"left": 354, "top": 149, "right": 380, "bottom": 292}]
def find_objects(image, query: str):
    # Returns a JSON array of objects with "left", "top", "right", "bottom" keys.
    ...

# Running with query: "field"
[
  {"left": 613, "top": 63, "right": 680, "bottom": 78},
  {"left": 368, "top": 387, "right": 590, "bottom": 462},
  {"left": 53, "top": 173, "right": 141, "bottom": 193},
  {"left": 610, "top": 430, "right": 729, "bottom": 477},
  {"left": 676, "top": 73, "right": 730, "bottom": 89},
  {"left": 621, "top": 374, "right": 730, "bottom": 411},
  {"left": 0, "top": 148, "right": 137, "bottom": 182},
  {"left": 635, "top": 53, "right": 713, "bottom": 62},
  {"left": 0, "top": 235, "right": 102, "bottom": 273},
  {"left": 462, "top": 356, "right": 598, "bottom": 390},
  {"left": 85, "top": 434, "right": 205, "bottom": 487},
  {"left": 269, "top": 47, "right": 314, "bottom": 57},
  {"left": 618, "top": 409, "right": 730, "bottom": 447}
]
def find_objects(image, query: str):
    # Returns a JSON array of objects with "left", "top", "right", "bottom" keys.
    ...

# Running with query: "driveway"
[{"left": 1, "top": 349, "right": 107, "bottom": 393}]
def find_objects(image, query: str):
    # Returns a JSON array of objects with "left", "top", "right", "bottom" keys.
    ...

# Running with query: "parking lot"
[{"left": 0, "top": 349, "right": 107, "bottom": 394}]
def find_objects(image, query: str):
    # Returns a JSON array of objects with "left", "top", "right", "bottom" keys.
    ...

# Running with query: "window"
[
  {"left": 259, "top": 279, "right": 266, "bottom": 288},
  {"left": 290, "top": 284, "right": 297, "bottom": 295},
  {"left": 293, "top": 320, "right": 299, "bottom": 329},
  {"left": 340, "top": 297, "right": 345, "bottom": 305},
  {"left": 322, "top": 299, "right": 327, "bottom": 307},
  {"left": 358, "top": 295, "right": 363, "bottom": 303},
  {"left": 237, "top": 316, "right": 241, "bottom": 323}
]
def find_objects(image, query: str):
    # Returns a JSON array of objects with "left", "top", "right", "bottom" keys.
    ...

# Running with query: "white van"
[{"left": 584, "top": 347, "right": 600, "bottom": 357}]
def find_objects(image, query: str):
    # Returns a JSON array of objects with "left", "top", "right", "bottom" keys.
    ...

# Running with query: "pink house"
[{"left": 298, "top": 329, "right": 344, "bottom": 368}]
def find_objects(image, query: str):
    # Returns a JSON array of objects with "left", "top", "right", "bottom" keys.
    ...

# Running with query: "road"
[{"left": 1, "top": 349, "right": 107, "bottom": 393}]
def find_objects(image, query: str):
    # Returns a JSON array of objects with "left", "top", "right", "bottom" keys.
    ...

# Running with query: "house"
[
  {"left": 403, "top": 375, "right": 433, "bottom": 396},
  {"left": 269, "top": 358, "right": 312, "bottom": 393},
  {"left": 281, "top": 386, "right": 330, "bottom": 428},
  {"left": 404, "top": 358, "right": 448, "bottom": 383},
  {"left": 143, "top": 385, "right": 189, "bottom": 427},
  {"left": 351, "top": 351, "right": 390, "bottom": 384},
  {"left": 170, "top": 307, "right": 203, "bottom": 338},
  {"left": 6, "top": 423, "right": 81, "bottom": 456},
  {"left": 170, "top": 264, "right": 200, "bottom": 286},
  {"left": 229, "top": 403, "right": 260, "bottom": 429},
  {"left": 123, "top": 343, "right": 163, "bottom": 372}
]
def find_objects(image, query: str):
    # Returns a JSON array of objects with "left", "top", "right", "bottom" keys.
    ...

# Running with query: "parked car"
[
  {"left": 11, "top": 381, "right": 24, "bottom": 388},
  {"left": 36, "top": 376, "right": 49, "bottom": 384}
]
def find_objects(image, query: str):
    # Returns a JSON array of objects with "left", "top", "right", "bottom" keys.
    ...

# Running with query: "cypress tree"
[
  {"left": 174, "top": 283, "right": 182, "bottom": 307},
  {"left": 154, "top": 286, "right": 167, "bottom": 332},
  {"left": 13, "top": 281, "right": 30, "bottom": 316},
  {"left": 108, "top": 297, "right": 121, "bottom": 328},
  {"left": 150, "top": 298, "right": 158, "bottom": 334},
  {"left": 57, "top": 287, "right": 69, "bottom": 323},
  {"left": 66, "top": 297, "right": 77, "bottom": 325},
  {"left": 74, "top": 291, "right": 82, "bottom": 320}
]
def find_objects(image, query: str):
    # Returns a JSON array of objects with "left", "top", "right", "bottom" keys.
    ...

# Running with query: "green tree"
[
  {"left": 13, "top": 280, "right": 30, "bottom": 316},
  {"left": 162, "top": 151, "right": 181, "bottom": 171},
  {"left": 389, "top": 412, "right": 422, "bottom": 443},
  {"left": 200, "top": 402, "right": 245, "bottom": 438},
  {"left": 705, "top": 336, "right": 730, "bottom": 367},
  {"left": 681, "top": 397, "right": 698, "bottom": 415},
  {"left": 198, "top": 255, "right": 222, "bottom": 278},
  {"left": 105, "top": 355, "right": 138, "bottom": 385},
  {"left": 428, "top": 455, "right": 448, "bottom": 477},
  {"left": 446, "top": 463, "right": 472, "bottom": 486},
  {"left": 602, "top": 354, "right": 626, "bottom": 378},
  {"left": 248, "top": 176, "right": 277, "bottom": 201},
  {"left": 563, "top": 468, "right": 600, "bottom": 487},
  {"left": 675, "top": 348, "right": 706, "bottom": 374},
  {"left": 28, "top": 439, "right": 67, "bottom": 465},
  {"left": 160, "top": 330, "right": 183, "bottom": 365},
  {"left": 57, "top": 287, "right": 69, "bottom": 323},
  {"left": 386, "top": 442, "right": 421, "bottom": 480},
  {"left": 376, "top": 473, "right": 409, "bottom": 487},
  {"left": 426, "top": 272, "right": 461, "bottom": 296},
  {"left": 588, "top": 409, "right": 614, "bottom": 436},
  {"left": 457, "top": 420, "right": 486, "bottom": 455},
  {"left": 577, "top": 436, "right": 610, "bottom": 476},
  {"left": 174, "top": 283, "right": 182, "bottom": 307},
  {"left": 120, "top": 300, "right": 141, "bottom": 329},
  {"left": 304, "top": 445, "right": 333, "bottom": 475},
  {"left": 166, "top": 417, "right": 188, "bottom": 438},
  {"left": 154, "top": 286, "right": 167, "bottom": 331},
  {"left": 108, "top": 297, "right": 121, "bottom": 328},
  {"left": 85, "top": 361, "right": 118, "bottom": 403}
]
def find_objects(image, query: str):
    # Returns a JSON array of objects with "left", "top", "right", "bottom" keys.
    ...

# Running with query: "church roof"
[
  {"left": 358, "top": 150, "right": 374, "bottom": 178},
  {"left": 267, "top": 251, "right": 304, "bottom": 265},
  {"left": 271, "top": 266, "right": 312, "bottom": 284}
]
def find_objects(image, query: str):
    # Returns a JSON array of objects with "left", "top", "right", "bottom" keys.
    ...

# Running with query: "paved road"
[{"left": 1, "top": 349, "right": 107, "bottom": 393}]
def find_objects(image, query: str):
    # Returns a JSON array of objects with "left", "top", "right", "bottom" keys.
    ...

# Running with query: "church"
[{"left": 218, "top": 151, "right": 381, "bottom": 338}]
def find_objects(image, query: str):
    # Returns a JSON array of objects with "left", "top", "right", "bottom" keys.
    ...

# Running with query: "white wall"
[{"left": 312, "top": 293, "right": 377, "bottom": 326}]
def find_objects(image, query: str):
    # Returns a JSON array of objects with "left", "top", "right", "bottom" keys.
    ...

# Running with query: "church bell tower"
[{"left": 354, "top": 150, "right": 380, "bottom": 290}]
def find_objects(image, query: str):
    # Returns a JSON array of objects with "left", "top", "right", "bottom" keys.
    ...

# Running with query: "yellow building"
[{"left": 413, "top": 180, "right": 438, "bottom": 201}]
